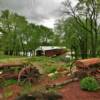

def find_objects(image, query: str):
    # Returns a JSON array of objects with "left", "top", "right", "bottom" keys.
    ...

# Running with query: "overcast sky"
[{"left": 0, "top": 0, "right": 76, "bottom": 28}]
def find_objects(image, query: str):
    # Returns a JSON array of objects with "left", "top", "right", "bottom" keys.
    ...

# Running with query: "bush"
[
  {"left": 80, "top": 77, "right": 100, "bottom": 91},
  {"left": 45, "top": 66, "right": 57, "bottom": 74}
]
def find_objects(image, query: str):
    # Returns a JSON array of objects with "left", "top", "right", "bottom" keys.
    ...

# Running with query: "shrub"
[
  {"left": 80, "top": 77, "right": 100, "bottom": 91},
  {"left": 45, "top": 66, "right": 57, "bottom": 74}
]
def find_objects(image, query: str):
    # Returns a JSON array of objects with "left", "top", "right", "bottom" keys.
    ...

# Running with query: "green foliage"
[
  {"left": 4, "top": 79, "right": 17, "bottom": 87},
  {"left": 0, "top": 10, "right": 54, "bottom": 56},
  {"left": 21, "top": 83, "right": 33, "bottom": 95},
  {"left": 55, "top": 0, "right": 100, "bottom": 58},
  {"left": 80, "top": 77, "right": 100, "bottom": 91},
  {"left": 53, "top": 56, "right": 67, "bottom": 62},
  {"left": 45, "top": 66, "right": 57, "bottom": 74},
  {"left": 47, "top": 88, "right": 57, "bottom": 94},
  {"left": 50, "top": 73, "right": 58, "bottom": 80},
  {"left": 27, "top": 56, "right": 67, "bottom": 74},
  {"left": 3, "top": 88, "right": 13, "bottom": 99},
  {"left": 0, "top": 79, "right": 17, "bottom": 88}
]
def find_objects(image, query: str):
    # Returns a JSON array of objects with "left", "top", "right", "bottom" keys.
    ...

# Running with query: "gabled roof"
[{"left": 36, "top": 46, "right": 66, "bottom": 51}]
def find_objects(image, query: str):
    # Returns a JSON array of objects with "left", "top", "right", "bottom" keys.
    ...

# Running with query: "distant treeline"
[{"left": 0, "top": 10, "right": 56, "bottom": 56}]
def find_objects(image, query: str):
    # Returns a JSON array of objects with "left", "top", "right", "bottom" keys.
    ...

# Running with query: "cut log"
[
  {"left": 75, "top": 58, "right": 100, "bottom": 68},
  {"left": 0, "top": 63, "right": 24, "bottom": 68},
  {"left": 47, "top": 78, "right": 78, "bottom": 88}
]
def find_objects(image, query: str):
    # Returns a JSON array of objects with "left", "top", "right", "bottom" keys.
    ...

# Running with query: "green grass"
[
  {"left": 4, "top": 79, "right": 17, "bottom": 87},
  {"left": 3, "top": 88, "right": 13, "bottom": 99},
  {"left": 27, "top": 56, "right": 67, "bottom": 73},
  {"left": 27, "top": 56, "right": 56, "bottom": 63},
  {"left": 21, "top": 83, "right": 33, "bottom": 95},
  {"left": 0, "top": 54, "right": 21, "bottom": 59},
  {"left": 44, "top": 66, "right": 57, "bottom": 74},
  {"left": 0, "top": 55, "right": 69, "bottom": 73},
  {"left": 0, "top": 54, "right": 27, "bottom": 63}
]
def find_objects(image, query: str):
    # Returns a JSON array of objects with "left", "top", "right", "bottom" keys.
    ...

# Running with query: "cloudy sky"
[{"left": 0, "top": 0, "right": 67, "bottom": 28}]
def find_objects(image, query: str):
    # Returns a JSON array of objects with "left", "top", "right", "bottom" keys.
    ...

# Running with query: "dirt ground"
[
  {"left": 39, "top": 76, "right": 100, "bottom": 100},
  {"left": 58, "top": 81, "right": 100, "bottom": 100},
  {"left": 0, "top": 59, "right": 100, "bottom": 100},
  {"left": 0, "top": 85, "right": 21, "bottom": 100},
  {"left": 0, "top": 76, "right": 100, "bottom": 100}
]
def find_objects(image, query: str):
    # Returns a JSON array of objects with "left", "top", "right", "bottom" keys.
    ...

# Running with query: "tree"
[
  {"left": 61, "top": 0, "right": 100, "bottom": 57},
  {"left": 0, "top": 10, "right": 55, "bottom": 56},
  {"left": 0, "top": 10, "right": 29, "bottom": 55},
  {"left": 38, "top": 25, "right": 54, "bottom": 46},
  {"left": 25, "top": 23, "right": 41, "bottom": 54},
  {"left": 55, "top": 17, "right": 81, "bottom": 59}
]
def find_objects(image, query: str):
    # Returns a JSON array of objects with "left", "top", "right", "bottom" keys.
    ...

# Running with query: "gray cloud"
[{"left": 0, "top": 0, "right": 64, "bottom": 27}]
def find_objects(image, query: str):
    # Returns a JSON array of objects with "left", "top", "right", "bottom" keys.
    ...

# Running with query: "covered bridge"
[{"left": 35, "top": 46, "right": 66, "bottom": 57}]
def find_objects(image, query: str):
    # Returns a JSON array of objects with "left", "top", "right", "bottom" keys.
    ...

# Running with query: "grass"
[
  {"left": 4, "top": 79, "right": 17, "bottom": 87},
  {"left": 0, "top": 54, "right": 27, "bottom": 63},
  {"left": 0, "top": 54, "right": 67, "bottom": 64},
  {"left": 21, "top": 83, "right": 33, "bottom": 95},
  {"left": 0, "top": 55, "right": 69, "bottom": 74},
  {"left": 27, "top": 56, "right": 64, "bottom": 73},
  {"left": 0, "top": 79, "right": 17, "bottom": 88},
  {"left": 0, "top": 54, "right": 23, "bottom": 59},
  {"left": 45, "top": 66, "right": 57, "bottom": 74},
  {"left": 0, "top": 55, "right": 68, "bottom": 84},
  {"left": 3, "top": 87, "right": 13, "bottom": 99},
  {"left": 27, "top": 56, "right": 56, "bottom": 63}
]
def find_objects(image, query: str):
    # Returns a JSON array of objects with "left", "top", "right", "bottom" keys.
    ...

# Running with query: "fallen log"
[
  {"left": 0, "top": 63, "right": 24, "bottom": 68},
  {"left": 75, "top": 58, "right": 100, "bottom": 68},
  {"left": 46, "top": 78, "right": 79, "bottom": 88}
]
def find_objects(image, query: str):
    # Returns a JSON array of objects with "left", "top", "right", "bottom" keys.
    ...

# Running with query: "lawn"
[{"left": 0, "top": 54, "right": 27, "bottom": 63}]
